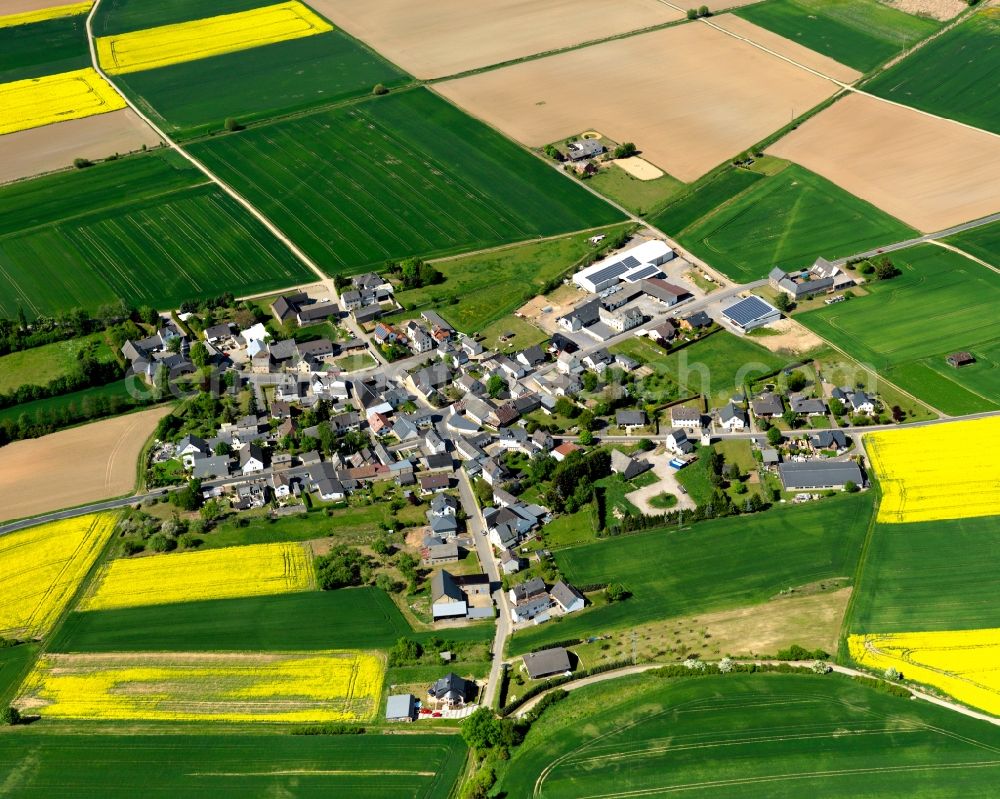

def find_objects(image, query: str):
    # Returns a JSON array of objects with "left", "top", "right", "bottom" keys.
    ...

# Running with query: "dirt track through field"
[
  {"left": 769, "top": 93, "right": 1000, "bottom": 232},
  {"left": 435, "top": 21, "right": 843, "bottom": 182},
  {"left": 0, "top": 109, "right": 162, "bottom": 185},
  {"left": 307, "top": 0, "right": 682, "bottom": 79},
  {"left": 0, "top": 405, "right": 170, "bottom": 523}
]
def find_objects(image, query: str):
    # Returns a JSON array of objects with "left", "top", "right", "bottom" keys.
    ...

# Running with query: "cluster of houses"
[
  {"left": 769, "top": 258, "right": 855, "bottom": 300},
  {"left": 508, "top": 576, "right": 586, "bottom": 625}
]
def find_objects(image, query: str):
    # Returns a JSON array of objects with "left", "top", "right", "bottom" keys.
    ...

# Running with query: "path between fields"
[{"left": 929, "top": 239, "right": 1000, "bottom": 275}]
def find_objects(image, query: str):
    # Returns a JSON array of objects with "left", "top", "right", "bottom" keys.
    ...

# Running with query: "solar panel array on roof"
[
  {"left": 723, "top": 296, "right": 776, "bottom": 327},
  {"left": 621, "top": 256, "right": 640, "bottom": 268},
  {"left": 587, "top": 259, "right": 633, "bottom": 287},
  {"left": 624, "top": 264, "right": 659, "bottom": 281}
]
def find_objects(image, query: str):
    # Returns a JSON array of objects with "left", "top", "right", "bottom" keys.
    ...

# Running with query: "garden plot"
[
  {"left": 769, "top": 92, "right": 1000, "bottom": 232},
  {"left": 307, "top": 0, "right": 681, "bottom": 79},
  {"left": 436, "top": 21, "right": 844, "bottom": 182}
]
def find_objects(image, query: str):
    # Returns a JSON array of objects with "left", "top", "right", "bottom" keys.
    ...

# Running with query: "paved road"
[{"left": 457, "top": 469, "right": 511, "bottom": 709}]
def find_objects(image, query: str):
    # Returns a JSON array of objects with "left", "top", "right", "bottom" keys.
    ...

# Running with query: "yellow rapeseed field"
[
  {"left": 0, "top": 1, "right": 92, "bottom": 29},
  {"left": 96, "top": 1, "right": 332, "bottom": 75},
  {"left": 850, "top": 629, "right": 1000, "bottom": 717},
  {"left": 0, "top": 67, "right": 125, "bottom": 135},
  {"left": 16, "top": 650, "right": 384, "bottom": 723},
  {"left": 0, "top": 514, "right": 115, "bottom": 639},
  {"left": 865, "top": 417, "right": 1000, "bottom": 524},
  {"left": 79, "top": 541, "right": 314, "bottom": 611}
]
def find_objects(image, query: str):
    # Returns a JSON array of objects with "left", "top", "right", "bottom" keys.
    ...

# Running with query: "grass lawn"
[
  {"left": 53, "top": 587, "right": 494, "bottom": 653},
  {"left": 333, "top": 352, "right": 378, "bottom": 372},
  {"left": 864, "top": 11, "right": 1000, "bottom": 135},
  {"left": 649, "top": 166, "right": 764, "bottom": 235},
  {"left": 189, "top": 89, "right": 624, "bottom": 277},
  {"left": 0, "top": 14, "right": 89, "bottom": 84},
  {"left": 0, "top": 333, "right": 114, "bottom": 395},
  {"left": 508, "top": 493, "right": 874, "bottom": 655},
  {"left": 798, "top": 245, "right": 1000, "bottom": 415},
  {"left": 673, "top": 161, "right": 916, "bottom": 282},
  {"left": 117, "top": 31, "right": 411, "bottom": 139},
  {"left": 0, "top": 152, "right": 314, "bottom": 317},
  {"left": 586, "top": 163, "right": 686, "bottom": 216},
  {"left": 613, "top": 330, "right": 794, "bottom": 406},
  {"left": 477, "top": 314, "right": 549, "bottom": 353},
  {"left": 539, "top": 508, "right": 595, "bottom": 549},
  {"left": 735, "top": 0, "right": 939, "bottom": 73},
  {"left": 0, "top": 733, "right": 466, "bottom": 798},
  {"left": 498, "top": 671, "right": 1000, "bottom": 797},
  {"left": 394, "top": 224, "right": 630, "bottom": 334},
  {"left": 849, "top": 516, "right": 1000, "bottom": 635},
  {"left": 649, "top": 491, "right": 677, "bottom": 509}
]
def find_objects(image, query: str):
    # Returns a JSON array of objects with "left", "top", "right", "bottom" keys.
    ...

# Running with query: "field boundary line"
[
  {"left": 83, "top": 0, "right": 338, "bottom": 299},
  {"left": 929, "top": 239, "right": 1000, "bottom": 275}
]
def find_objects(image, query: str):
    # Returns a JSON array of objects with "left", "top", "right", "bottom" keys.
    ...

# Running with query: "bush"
[
  {"left": 775, "top": 644, "right": 829, "bottom": 661},
  {"left": 372, "top": 83, "right": 389, "bottom": 95},
  {"left": 147, "top": 533, "right": 176, "bottom": 553},
  {"left": 605, "top": 583, "right": 630, "bottom": 603},
  {"left": 290, "top": 724, "right": 365, "bottom": 735},
  {"left": 612, "top": 142, "right": 637, "bottom": 159},
  {"left": 122, "top": 537, "right": 145, "bottom": 556},
  {"left": 223, "top": 117, "right": 243, "bottom": 132},
  {"left": 73, "top": 157, "right": 92, "bottom": 169},
  {"left": 315, "top": 546, "right": 369, "bottom": 590},
  {"left": 1, "top": 706, "right": 21, "bottom": 726}
]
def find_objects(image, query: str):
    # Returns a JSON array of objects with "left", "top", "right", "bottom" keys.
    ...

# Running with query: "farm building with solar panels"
[
  {"left": 721, "top": 295, "right": 782, "bottom": 332},
  {"left": 573, "top": 240, "right": 674, "bottom": 293}
]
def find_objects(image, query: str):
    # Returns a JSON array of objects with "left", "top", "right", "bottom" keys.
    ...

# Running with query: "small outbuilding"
[
  {"left": 385, "top": 693, "right": 416, "bottom": 722},
  {"left": 947, "top": 351, "right": 975, "bottom": 368},
  {"left": 522, "top": 647, "right": 572, "bottom": 680}
]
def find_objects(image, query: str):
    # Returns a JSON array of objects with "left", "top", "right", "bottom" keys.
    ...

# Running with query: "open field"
[
  {"left": 93, "top": 0, "right": 275, "bottom": 35},
  {"left": 587, "top": 163, "right": 685, "bottom": 216},
  {"left": 851, "top": 629, "right": 1000, "bottom": 716},
  {"left": 81, "top": 542, "right": 314, "bottom": 611},
  {"left": 769, "top": 93, "right": 1000, "bottom": 232},
  {"left": 866, "top": 417, "right": 1000, "bottom": 524},
  {"left": 0, "top": 1, "right": 90, "bottom": 27},
  {"left": 0, "top": 108, "right": 162, "bottom": 185},
  {"left": 850, "top": 516, "right": 1000, "bottom": 635},
  {"left": 733, "top": 0, "right": 939, "bottom": 72},
  {"left": 0, "top": 514, "right": 115, "bottom": 639},
  {"left": 673, "top": 160, "right": 916, "bottom": 281},
  {"left": 0, "top": 13, "right": 88, "bottom": 83},
  {"left": 612, "top": 330, "right": 794, "bottom": 406},
  {"left": 96, "top": 1, "right": 331, "bottom": 75},
  {"left": 499, "top": 671, "right": 1000, "bottom": 797},
  {"left": 650, "top": 165, "right": 765, "bottom": 234},
  {"left": 306, "top": 0, "right": 681, "bottom": 79},
  {"left": 0, "top": 67, "right": 125, "bottom": 136},
  {"left": 0, "top": 332, "right": 113, "bottom": 394},
  {"left": 0, "top": 379, "right": 149, "bottom": 428},
  {"left": 0, "top": 152, "right": 315, "bottom": 317},
  {"left": 0, "top": 406, "right": 169, "bottom": 523},
  {"left": 865, "top": 10, "right": 1000, "bottom": 135},
  {"left": 799, "top": 245, "right": 1000, "bottom": 414},
  {"left": 945, "top": 219, "right": 1000, "bottom": 266},
  {"left": 395, "top": 225, "right": 629, "bottom": 333},
  {"left": 115, "top": 30, "right": 408, "bottom": 138},
  {"left": 709, "top": 13, "right": 863, "bottom": 81},
  {"left": 0, "top": 645, "right": 38, "bottom": 704},
  {"left": 16, "top": 650, "right": 383, "bottom": 723},
  {"left": 55, "top": 587, "right": 494, "bottom": 652},
  {"left": 190, "top": 89, "right": 622, "bottom": 276},
  {"left": 508, "top": 494, "right": 873, "bottom": 655},
  {"left": 435, "top": 22, "right": 844, "bottom": 183},
  {"left": 0, "top": 733, "right": 465, "bottom": 798}
]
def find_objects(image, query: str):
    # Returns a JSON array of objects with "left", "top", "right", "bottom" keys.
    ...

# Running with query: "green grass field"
[
  {"left": 52, "top": 588, "right": 493, "bottom": 653},
  {"left": 394, "top": 225, "right": 629, "bottom": 333},
  {"left": 92, "top": 0, "right": 271, "bottom": 35},
  {"left": 0, "top": 14, "right": 89, "bottom": 84},
  {"left": 735, "top": 0, "right": 939, "bottom": 73},
  {"left": 508, "top": 493, "right": 873, "bottom": 655},
  {"left": 0, "top": 380, "right": 147, "bottom": 426},
  {"left": 612, "top": 330, "right": 795, "bottom": 406},
  {"left": 499, "top": 671, "right": 1000, "bottom": 797},
  {"left": 586, "top": 163, "right": 686, "bottom": 216},
  {"left": 673, "top": 161, "right": 916, "bottom": 282},
  {"left": 0, "top": 645, "right": 37, "bottom": 705},
  {"left": 0, "top": 152, "right": 315, "bottom": 317},
  {"left": 0, "top": 333, "right": 113, "bottom": 394},
  {"left": 849, "top": 516, "right": 1000, "bottom": 634},
  {"left": 945, "top": 218, "right": 1000, "bottom": 265},
  {"left": 117, "top": 31, "right": 410, "bottom": 138},
  {"left": 189, "top": 89, "right": 624, "bottom": 276},
  {"left": 0, "top": 733, "right": 465, "bottom": 798},
  {"left": 865, "top": 11, "right": 1000, "bottom": 134},
  {"left": 798, "top": 245, "right": 1000, "bottom": 415},
  {"left": 649, "top": 166, "right": 764, "bottom": 235}
]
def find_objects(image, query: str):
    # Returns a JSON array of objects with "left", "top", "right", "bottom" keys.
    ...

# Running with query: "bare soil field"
[
  {"left": 749, "top": 318, "right": 825, "bottom": 355},
  {"left": 436, "top": 22, "right": 842, "bottom": 182},
  {"left": 307, "top": 0, "right": 681, "bottom": 79},
  {"left": 0, "top": 109, "right": 161, "bottom": 185},
  {"left": 3, "top": 0, "right": 87, "bottom": 13},
  {"left": 615, "top": 156, "right": 664, "bottom": 180},
  {"left": 0, "top": 406, "right": 170, "bottom": 523},
  {"left": 880, "top": 0, "right": 967, "bottom": 20},
  {"left": 708, "top": 14, "right": 863, "bottom": 83},
  {"left": 769, "top": 92, "right": 1000, "bottom": 232}
]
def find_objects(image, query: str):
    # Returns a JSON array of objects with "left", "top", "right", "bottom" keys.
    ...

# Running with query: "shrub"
[
  {"left": 147, "top": 533, "right": 176, "bottom": 553},
  {"left": 372, "top": 83, "right": 389, "bottom": 95},
  {"left": 73, "top": 157, "right": 92, "bottom": 169},
  {"left": 223, "top": 117, "right": 243, "bottom": 132},
  {"left": 1, "top": 706, "right": 21, "bottom": 726}
]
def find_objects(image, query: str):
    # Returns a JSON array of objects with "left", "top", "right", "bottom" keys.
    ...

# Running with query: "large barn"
[{"left": 573, "top": 240, "right": 674, "bottom": 293}]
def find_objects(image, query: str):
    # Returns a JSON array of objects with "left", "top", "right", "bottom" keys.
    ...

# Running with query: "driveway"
[{"left": 626, "top": 452, "right": 696, "bottom": 514}]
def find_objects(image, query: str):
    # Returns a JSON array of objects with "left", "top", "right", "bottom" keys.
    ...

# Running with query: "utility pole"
[{"left": 632, "top": 630, "right": 638, "bottom": 665}]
